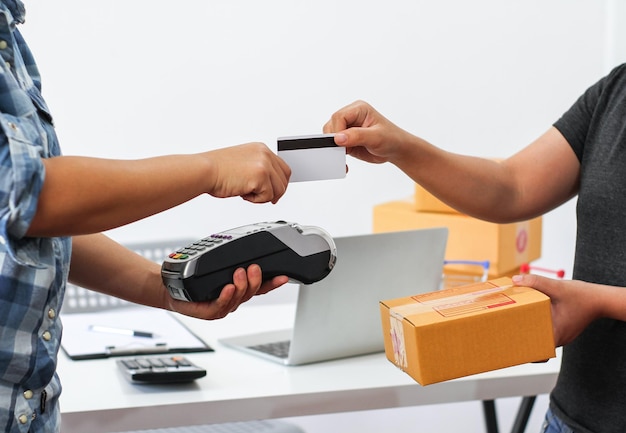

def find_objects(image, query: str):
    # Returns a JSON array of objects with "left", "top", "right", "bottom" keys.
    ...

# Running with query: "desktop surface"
[{"left": 58, "top": 302, "right": 561, "bottom": 433}]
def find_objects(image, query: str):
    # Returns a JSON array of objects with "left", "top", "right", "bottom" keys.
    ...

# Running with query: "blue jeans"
[{"left": 541, "top": 408, "right": 575, "bottom": 433}]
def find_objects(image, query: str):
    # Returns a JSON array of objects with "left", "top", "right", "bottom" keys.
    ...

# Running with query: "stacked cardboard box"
[{"left": 373, "top": 185, "right": 542, "bottom": 281}]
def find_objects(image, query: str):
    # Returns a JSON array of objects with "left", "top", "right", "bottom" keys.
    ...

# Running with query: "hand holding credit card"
[{"left": 277, "top": 134, "right": 346, "bottom": 182}]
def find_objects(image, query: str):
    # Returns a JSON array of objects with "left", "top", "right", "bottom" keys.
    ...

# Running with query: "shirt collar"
[{"left": 0, "top": 0, "right": 25, "bottom": 24}]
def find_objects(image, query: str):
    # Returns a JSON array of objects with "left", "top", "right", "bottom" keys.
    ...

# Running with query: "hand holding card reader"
[{"left": 162, "top": 221, "right": 337, "bottom": 302}]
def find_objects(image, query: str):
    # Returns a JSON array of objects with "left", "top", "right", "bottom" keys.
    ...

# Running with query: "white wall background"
[
  {"left": 19, "top": 1, "right": 622, "bottom": 431},
  {"left": 21, "top": 0, "right": 611, "bottom": 278}
]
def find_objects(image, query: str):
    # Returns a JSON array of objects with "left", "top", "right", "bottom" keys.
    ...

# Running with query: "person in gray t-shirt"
[{"left": 325, "top": 66, "right": 626, "bottom": 433}]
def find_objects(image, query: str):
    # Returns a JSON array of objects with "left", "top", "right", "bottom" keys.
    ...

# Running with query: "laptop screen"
[{"left": 220, "top": 227, "right": 448, "bottom": 365}]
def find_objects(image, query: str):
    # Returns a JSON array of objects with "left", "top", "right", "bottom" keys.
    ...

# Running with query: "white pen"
[{"left": 89, "top": 325, "right": 154, "bottom": 339}]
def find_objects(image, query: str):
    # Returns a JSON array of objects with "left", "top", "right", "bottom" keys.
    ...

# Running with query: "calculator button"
[
  {"left": 120, "top": 359, "right": 140, "bottom": 369},
  {"left": 172, "top": 356, "right": 191, "bottom": 366},
  {"left": 136, "top": 359, "right": 152, "bottom": 368},
  {"left": 148, "top": 358, "right": 166, "bottom": 368},
  {"left": 160, "top": 357, "right": 178, "bottom": 367}
]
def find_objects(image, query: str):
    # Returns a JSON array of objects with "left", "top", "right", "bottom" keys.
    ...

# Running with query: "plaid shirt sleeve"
[
  {"left": 0, "top": 119, "right": 46, "bottom": 266},
  {"left": 0, "top": 14, "right": 51, "bottom": 267}
]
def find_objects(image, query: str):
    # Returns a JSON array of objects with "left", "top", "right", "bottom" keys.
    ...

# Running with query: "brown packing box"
[
  {"left": 441, "top": 265, "right": 520, "bottom": 290},
  {"left": 373, "top": 199, "right": 542, "bottom": 277},
  {"left": 379, "top": 277, "right": 555, "bottom": 386}
]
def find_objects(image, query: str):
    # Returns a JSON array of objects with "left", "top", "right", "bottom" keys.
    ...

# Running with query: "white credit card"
[{"left": 277, "top": 133, "right": 346, "bottom": 183}]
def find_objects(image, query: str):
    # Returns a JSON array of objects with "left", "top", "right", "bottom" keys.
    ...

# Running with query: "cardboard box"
[
  {"left": 442, "top": 265, "right": 521, "bottom": 289},
  {"left": 380, "top": 277, "right": 555, "bottom": 385},
  {"left": 373, "top": 199, "right": 542, "bottom": 277}
]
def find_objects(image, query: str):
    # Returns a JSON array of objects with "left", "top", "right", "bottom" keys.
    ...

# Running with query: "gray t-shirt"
[{"left": 552, "top": 63, "right": 626, "bottom": 433}]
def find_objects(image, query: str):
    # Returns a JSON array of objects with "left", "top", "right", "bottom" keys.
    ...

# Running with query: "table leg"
[
  {"left": 482, "top": 400, "right": 499, "bottom": 433},
  {"left": 510, "top": 396, "right": 537, "bottom": 433}
]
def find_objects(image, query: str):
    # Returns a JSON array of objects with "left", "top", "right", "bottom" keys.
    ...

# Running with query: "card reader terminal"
[{"left": 162, "top": 221, "right": 337, "bottom": 302}]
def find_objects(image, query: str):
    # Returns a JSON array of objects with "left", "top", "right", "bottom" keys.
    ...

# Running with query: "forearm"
[
  {"left": 69, "top": 233, "right": 168, "bottom": 310},
  {"left": 384, "top": 131, "right": 518, "bottom": 221},
  {"left": 327, "top": 101, "right": 579, "bottom": 223},
  {"left": 28, "top": 154, "right": 212, "bottom": 237},
  {"left": 69, "top": 233, "right": 292, "bottom": 321},
  {"left": 387, "top": 127, "right": 579, "bottom": 223}
]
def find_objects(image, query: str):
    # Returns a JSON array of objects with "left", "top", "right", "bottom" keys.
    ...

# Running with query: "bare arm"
[
  {"left": 324, "top": 101, "right": 580, "bottom": 223},
  {"left": 27, "top": 142, "right": 290, "bottom": 237},
  {"left": 42, "top": 143, "right": 291, "bottom": 318},
  {"left": 69, "top": 233, "right": 289, "bottom": 319}
]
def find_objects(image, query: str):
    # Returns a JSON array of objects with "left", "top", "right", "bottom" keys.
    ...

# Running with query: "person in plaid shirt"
[{"left": 0, "top": 1, "right": 291, "bottom": 431}]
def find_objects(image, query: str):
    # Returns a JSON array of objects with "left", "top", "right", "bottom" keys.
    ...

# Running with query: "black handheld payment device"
[{"left": 162, "top": 221, "right": 337, "bottom": 302}]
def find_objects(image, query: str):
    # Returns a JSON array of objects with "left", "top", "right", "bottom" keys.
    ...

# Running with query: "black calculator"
[{"left": 116, "top": 355, "right": 207, "bottom": 384}]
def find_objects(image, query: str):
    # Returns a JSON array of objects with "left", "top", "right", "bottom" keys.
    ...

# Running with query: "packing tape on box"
[
  {"left": 389, "top": 313, "right": 408, "bottom": 369},
  {"left": 389, "top": 284, "right": 514, "bottom": 318}
]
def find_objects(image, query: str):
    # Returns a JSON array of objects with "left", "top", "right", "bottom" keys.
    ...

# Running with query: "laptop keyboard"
[{"left": 248, "top": 340, "right": 291, "bottom": 358}]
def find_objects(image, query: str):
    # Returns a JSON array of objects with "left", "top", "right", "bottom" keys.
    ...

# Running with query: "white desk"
[{"left": 58, "top": 303, "right": 561, "bottom": 433}]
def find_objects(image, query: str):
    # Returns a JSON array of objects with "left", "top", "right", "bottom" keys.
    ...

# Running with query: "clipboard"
[{"left": 61, "top": 306, "right": 213, "bottom": 360}]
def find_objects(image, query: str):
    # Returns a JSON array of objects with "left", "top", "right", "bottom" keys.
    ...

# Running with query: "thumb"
[
  {"left": 334, "top": 126, "right": 387, "bottom": 156},
  {"left": 512, "top": 273, "right": 559, "bottom": 298},
  {"left": 333, "top": 127, "right": 371, "bottom": 148}
]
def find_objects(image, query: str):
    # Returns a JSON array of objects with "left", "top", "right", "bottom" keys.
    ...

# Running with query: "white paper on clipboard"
[{"left": 60, "top": 306, "right": 212, "bottom": 360}]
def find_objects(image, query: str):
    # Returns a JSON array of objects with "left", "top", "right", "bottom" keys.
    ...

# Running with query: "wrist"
[
  {"left": 390, "top": 133, "right": 434, "bottom": 176},
  {"left": 594, "top": 283, "right": 626, "bottom": 321},
  {"left": 190, "top": 152, "right": 217, "bottom": 195},
  {"left": 134, "top": 262, "right": 172, "bottom": 311}
]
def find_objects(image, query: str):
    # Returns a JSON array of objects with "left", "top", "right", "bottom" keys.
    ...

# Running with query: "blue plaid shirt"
[{"left": 0, "top": 1, "right": 71, "bottom": 432}]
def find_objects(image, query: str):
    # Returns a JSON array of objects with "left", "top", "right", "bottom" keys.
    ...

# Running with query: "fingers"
[
  {"left": 218, "top": 265, "right": 287, "bottom": 308},
  {"left": 210, "top": 142, "right": 290, "bottom": 204},
  {"left": 512, "top": 274, "right": 563, "bottom": 346},
  {"left": 322, "top": 101, "right": 397, "bottom": 165},
  {"left": 170, "top": 264, "right": 288, "bottom": 321},
  {"left": 247, "top": 145, "right": 291, "bottom": 204},
  {"left": 512, "top": 273, "right": 559, "bottom": 298},
  {"left": 257, "top": 275, "right": 290, "bottom": 295},
  {"left": 241, "top": 169, "right": 288, "bottom": 204},
  {"left": 267, "top": 157, "right": 291, "bottom": 204},
  {"left": 245, "top": 152, "right": 291, "bottom": 204},
  {"left": 211, "top": 264, "right": 265, "bottom": 312},
  {"left": 323, "top": 100, "right": 374, "bottom": 133},
  {"left": 235, "top": 266, "right": 288, "bottom": 298},
  {"left": 167, "top": 284, "right": 237, "bottom": 320},
  {"left": 324, "top": 103, "right": 371, "bottom": 148},
  {"left": 171, "top": 267, "right": 258, "bottom": 320}
]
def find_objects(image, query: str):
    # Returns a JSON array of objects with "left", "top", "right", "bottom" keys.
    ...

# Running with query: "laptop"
[{"left": 218, "top": 227, "right": 448, "bottom": 365}]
